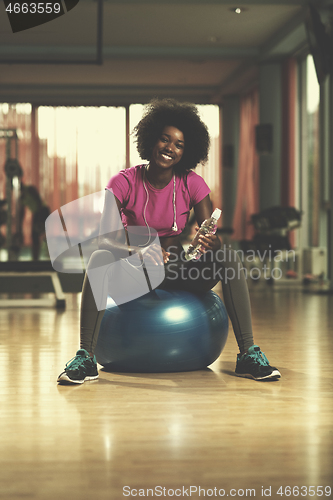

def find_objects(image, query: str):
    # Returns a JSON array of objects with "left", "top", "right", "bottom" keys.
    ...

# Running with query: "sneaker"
[
  {"left": 57, "top": 349, "right": 99, "bottom": 384},
  {"left": 235, "top": 345, "right": 281, "bottom": 381}
]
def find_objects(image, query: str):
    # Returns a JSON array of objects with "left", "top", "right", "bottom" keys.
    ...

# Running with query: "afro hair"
[{"left": 133, "top": 98, "right": 210, "bottom": 173}]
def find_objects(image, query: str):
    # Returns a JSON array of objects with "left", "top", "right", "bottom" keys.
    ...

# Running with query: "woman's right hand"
[
  {"left": 162, "top": 248, "right": 170, "bottom": 263},
  {"left": 140, "top": 244, "right": 170, "bottom": 265}
]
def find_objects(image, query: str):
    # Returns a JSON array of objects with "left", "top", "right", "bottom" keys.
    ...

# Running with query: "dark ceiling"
[{"left": 0, "top": 0, "right": 331, "bottom": 105}]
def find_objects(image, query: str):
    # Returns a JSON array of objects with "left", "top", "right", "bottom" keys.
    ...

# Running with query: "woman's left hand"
[{"left": 195, "top": 226, "right": 221, "bottom": 253}]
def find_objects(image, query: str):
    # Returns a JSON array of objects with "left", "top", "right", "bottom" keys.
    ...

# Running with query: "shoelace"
[
  {"left": 66, "top": 354, "right": 89, "bottom": 369},
  {"left": 249, "top": 348, "right": 270, "bottom": 366}
]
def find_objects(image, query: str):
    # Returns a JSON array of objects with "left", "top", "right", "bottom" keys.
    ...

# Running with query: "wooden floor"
[{"left": 0, "top": 285, "right": 332, "bottom": 500}]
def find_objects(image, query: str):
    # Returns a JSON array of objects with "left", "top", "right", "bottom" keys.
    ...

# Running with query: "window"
[
  {"left": 298, "top": 54, "right": 321, "bottom": 249},
  {"left": 306, "top": 55, "right": 320, "bottom": 247}
]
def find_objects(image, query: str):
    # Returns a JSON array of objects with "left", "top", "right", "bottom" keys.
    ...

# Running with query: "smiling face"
[{"left": 150, "top": 125, "right": 185, "bottom": 170}]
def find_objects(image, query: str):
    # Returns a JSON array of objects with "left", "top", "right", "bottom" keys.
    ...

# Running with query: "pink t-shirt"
[{"left": 106, "top": 164, "right": 211, "bottom": 237}]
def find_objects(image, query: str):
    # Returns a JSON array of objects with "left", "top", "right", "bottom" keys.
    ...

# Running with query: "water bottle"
[{"left": 185, "top": 208, "right": 222, "bottom": 261}]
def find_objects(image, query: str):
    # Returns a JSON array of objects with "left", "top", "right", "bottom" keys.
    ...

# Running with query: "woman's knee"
[{"left": 87, "top": 249, "right": 116, "bottom": 270}]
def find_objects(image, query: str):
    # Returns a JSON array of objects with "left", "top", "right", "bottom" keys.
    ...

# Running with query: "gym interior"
[{"left": 0, "top": 0, "right": 333, "bottom": 498}]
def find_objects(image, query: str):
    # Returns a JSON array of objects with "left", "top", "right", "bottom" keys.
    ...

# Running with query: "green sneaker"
[
  {"left": 235, "top": 345, "right": 281, "bottom": 381},
  {"left": 57, "top": 349, "right": 99, "bottom": 384}
]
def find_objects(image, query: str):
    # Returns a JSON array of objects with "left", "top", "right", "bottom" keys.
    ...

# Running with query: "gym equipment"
[
  {"left": 250, "top": 206, "right": 302, "bottom": 253},
  {"left": 95, "top": 289, "right": 228, "bottom": 373},
  {"left": 0, "top": 260, "right": 66, "bottom": 309},
  {"left": 0, "top": 128, "right": 23, "bottom": 260}
]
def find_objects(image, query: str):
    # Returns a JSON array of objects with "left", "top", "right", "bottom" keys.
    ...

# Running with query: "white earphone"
[
  {"left": 142, "top": 164, "right": 178, "bottom": 245},
  {"left": 125, "top": 165, "right": 178, "bottom": 269}
]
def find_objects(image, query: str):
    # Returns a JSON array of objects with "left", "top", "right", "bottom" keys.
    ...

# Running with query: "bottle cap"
[{"left": 211, "top": 208, "right": 222, "bottom": 221}]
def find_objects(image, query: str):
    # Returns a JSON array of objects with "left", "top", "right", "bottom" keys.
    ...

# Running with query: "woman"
[{"left": 57, "top": 99, "right": 281, "bottom": 384}]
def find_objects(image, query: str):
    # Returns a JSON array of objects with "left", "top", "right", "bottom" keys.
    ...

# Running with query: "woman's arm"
[
  {"left": 98, "top": 191, "right": 167, "bottom": 264},
  {"left": 193, "top": 195, "right": 221, "bottom": 254},
  {"left": 98, "top": 192, "right": 132, "bottom": 257}
]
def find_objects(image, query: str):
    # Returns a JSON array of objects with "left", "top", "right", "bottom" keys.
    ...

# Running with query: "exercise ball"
[{"left": 94, "top": 289, "right": 228, "bottom": 373}]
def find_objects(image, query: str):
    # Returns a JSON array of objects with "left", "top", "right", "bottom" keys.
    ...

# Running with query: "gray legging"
[{"left": 80, "top": 248, "right": 254, "bottom": 355}]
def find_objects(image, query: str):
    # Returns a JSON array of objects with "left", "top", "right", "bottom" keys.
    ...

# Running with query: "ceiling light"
[{"left": 232, "top": 7, "right": 243, "bottom": 14}]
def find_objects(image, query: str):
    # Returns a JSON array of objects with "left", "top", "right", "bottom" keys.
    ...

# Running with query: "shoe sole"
[
  {"left": 235, "top": 369, "right": 281, "bottom": 381},
  {"left": 57, "top": 373, "right": 99, "bottom": 385}
]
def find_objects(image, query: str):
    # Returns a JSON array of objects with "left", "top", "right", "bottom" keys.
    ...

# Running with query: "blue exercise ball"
[{"left": 95, "top": 289, "right": 229, "bottom": 373}]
